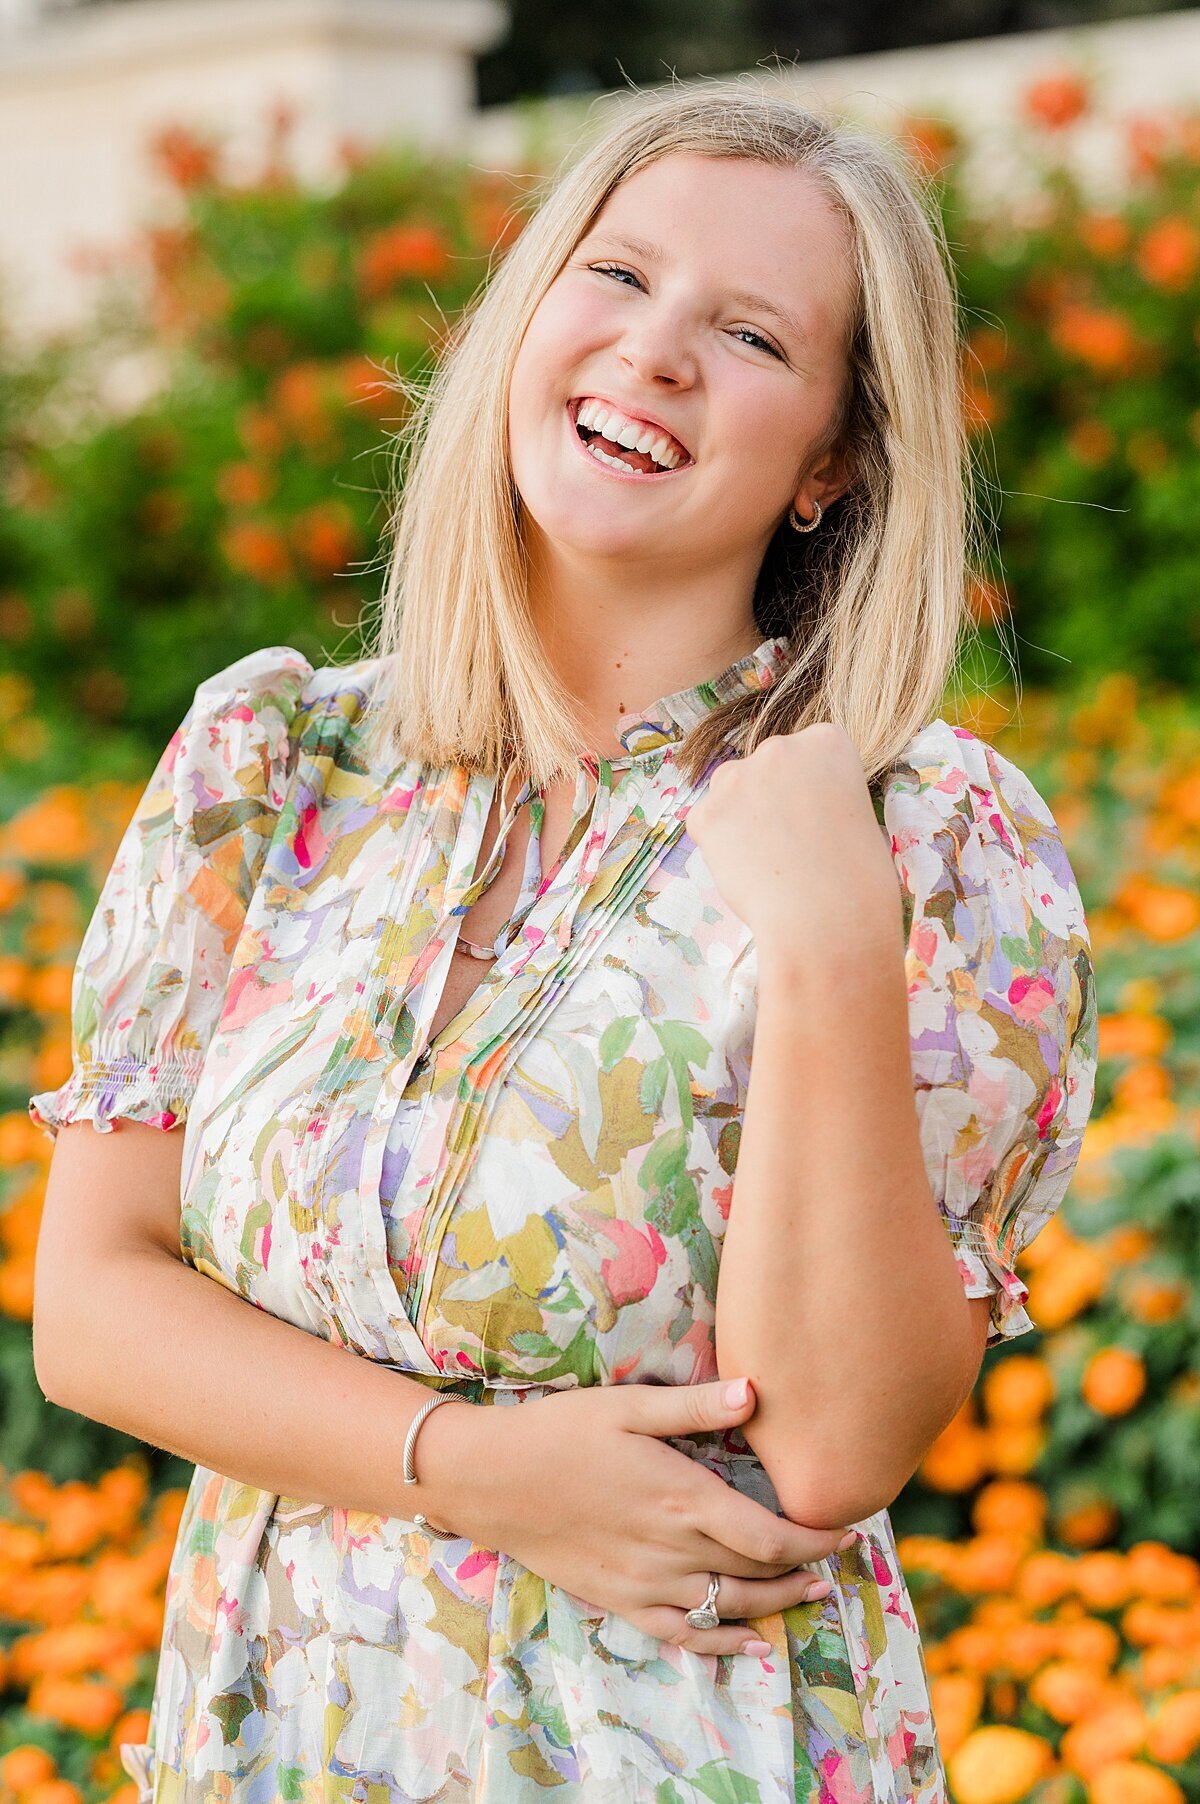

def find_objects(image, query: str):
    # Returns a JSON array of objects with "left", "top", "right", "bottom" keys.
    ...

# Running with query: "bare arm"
[
  {"left": 716, "top": 950, "right": 990, "bottom": 1529},
  {"left": 33, "top": 1119, "right": 480, "bottom": 1525}
]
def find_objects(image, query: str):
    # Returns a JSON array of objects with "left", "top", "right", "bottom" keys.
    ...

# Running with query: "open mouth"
[{"left": 567, "top": 397, "right": 694, "bottom": 479}]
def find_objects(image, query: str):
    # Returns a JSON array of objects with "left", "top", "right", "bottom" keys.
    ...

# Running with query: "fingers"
[
  {"left": 629, "top": 1565, "right": 835, "bottom": 1660},
  {"left": 689, "top": 1466, "right": 855, "bottom": 1569},
  {"left": 675, "top": 1566, "right": 833, "bottom": 1625},
  {"left": 620, "top": 1375, "right": 757, "bottom": 1438}
]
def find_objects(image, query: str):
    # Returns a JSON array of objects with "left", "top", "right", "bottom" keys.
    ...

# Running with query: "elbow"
[
  {"left": 747, "top": 1425, "right": 911, "bottom": 1530},
  {"left": 32, "top": 1277, "right": 89, "bottom": 1413},
  {"left": 774, "top": 1470, "right": 906, "bottom": 1532},
  {"left": 32, "top": 1313, "right": 71, "bottom": 1411}
]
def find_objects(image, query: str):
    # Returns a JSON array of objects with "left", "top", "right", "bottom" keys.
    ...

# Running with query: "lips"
[{"left": 568, "top": 395, "right": 694, "bottom": 465}]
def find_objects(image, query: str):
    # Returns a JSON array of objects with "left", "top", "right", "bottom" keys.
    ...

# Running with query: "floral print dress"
[{"left": 29, "top": 636, "right": 1098, "bottom": 1804}]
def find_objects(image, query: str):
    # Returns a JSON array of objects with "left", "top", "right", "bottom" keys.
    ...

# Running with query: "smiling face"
[{"left": 507, "top": 152, "right": 858, "bottom": 579}]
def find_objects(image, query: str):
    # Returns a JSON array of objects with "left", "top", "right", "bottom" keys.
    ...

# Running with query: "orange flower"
[
  {"left": 0, "top": 1255, "right": 35, "bottom": 1319},
  {"left": 1057, "top": 1497, "right": 1119, "bottom": 1549},
  {"left": 963, "top": 382, "right": 1003, "bottom": 432},
  {"left": 1025, "top": 1241, "right": 1106, "bottom": 1329},
  {"left": 986, "top": 1420, "right": 1046, "bottom": 1477},
  {"left": 220, "top": 521, "right": 292, "bottom": 587},
  {"left": 1055, "top": 1617, "right": 1122, "bottom": 1669},
  {"left": 1089, "top": 1760, "right": 1185, "bottom": 1804},
  {"left": 1116, "top": 876, "right": 1200, "bottom": 941},
  {"left": 1098, "top": 1012, "right": 1171, "bottom": 1059},
  {"left": 1060, "top": 1697, "right": 1146, "bottom": 1777},
  {"left": 0, "top": 1745, "right": 58, "bottom": 1791},
  {"left": 1017, "top": 1550, "right": 1077, "bottom": 1608},
  {"left": 24, "top": 1673, "right": 125, "bottom": 1737},
  {"left": 1126, "top": 1542, "right": 1200, "bottom": 1601},
  {"left": 971, "top": 1479, "right": 1046, "bottom": 1540},
  {"left": 1081, "top": 1348, "right": 1146, "bottom": 1417},
  {"left": 1147, "top": 1689, "right": 1200, "bottom": 1764},
  {"left": 336, "top": 353, "right": 401, "bottom": 419},
  {"left": 899, "top": 115, "right": 959, "bottom": 178},
  {"left": 1105, "top": 1224, "right": 1156, "bottom": 1264},
  {"left": 967, "top": 577, "right": 1009, "bottom": 625},
  {"left": 1138, "top": 217, "right": 1200, "bottom": 290},
  {"left": 929, "top": 1671, "right": 983, "bottom": 1757},
  {"left": 1128, "top": 115, "right": 1170, "bottom": 180},
  {"left": 1074, "top": 1552, "right": 1133, "bottom": 1612},
  {"left": 3, "top": 791, "right": 93, "bottom": 865},
  {"left": 1029, "top": 1659, "right": 1111, "bottom": 1724},
  {"left": 357, "top": 222, "right": 451, "bottom": 300},
  {"left": 1125, "top": 1275, "right": 1188, "bottom": 1325},
  {"left": 23, "top": 1782, "right": 83, "bottom": 1804},
  {"left": 217, "top": 462, "right": 275, "bottom": 509},
  {"left": 981, "top": 1355, "right": 1054, "bottom": 1425},
  {"left": 148, "top": 124, "right": 221, "bottom": 191},
  {"left": 1024, "top": 70, "right": 1089, "bottom": 130},
  {"left": 1051, "top": 303, "right": 1137, "bottom": 375},
  {"left": 955, "top": 1535, "right": 1024, "bottom": 1594},
  {"left": 108, "top": 1713, "right": 152, "bottom": 1767},
  {"left": 920, "top": 1412, "right": 990, "bottom": 1493},
  {"left": 1079, "top": 213, "right": 1131, "bottom": 259},
  {"left": 291, "top": 501, "right": 359, "bottom": 579},
  {"left": 948, "top": 1723, "right": 1053, "bottom": 1803}
]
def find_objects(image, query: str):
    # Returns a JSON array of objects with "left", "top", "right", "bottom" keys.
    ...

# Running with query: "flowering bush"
[{"left": 1, "top": 71, "right": 1199, "bottom": 1804}]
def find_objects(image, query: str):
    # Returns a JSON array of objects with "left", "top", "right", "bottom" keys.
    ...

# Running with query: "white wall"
[{"left": 0, "top": 0, "right": 507, "bottom": 345}]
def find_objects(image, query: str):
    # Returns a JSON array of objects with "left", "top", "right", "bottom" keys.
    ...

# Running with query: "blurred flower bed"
[{"left": 0, "top": 76, "right": 1197, "bottom": 1804}]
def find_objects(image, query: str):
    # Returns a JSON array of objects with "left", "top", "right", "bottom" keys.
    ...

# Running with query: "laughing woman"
[{"left": 30, "top": 83, "right": 1096, "bottom": 1803}]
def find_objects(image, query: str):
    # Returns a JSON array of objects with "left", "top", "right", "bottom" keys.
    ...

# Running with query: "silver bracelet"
[{"left": 402, "top": 1392, "right": 467, "bottom": 1538}]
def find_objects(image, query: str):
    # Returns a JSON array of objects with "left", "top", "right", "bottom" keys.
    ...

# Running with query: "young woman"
[{"left": 31, "top": 83, "right": 1097, "bottom": 1803}]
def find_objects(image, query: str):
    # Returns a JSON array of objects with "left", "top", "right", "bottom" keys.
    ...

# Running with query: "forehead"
[{"left": 581, "top": 153, "right": 856, "bottom": 338}]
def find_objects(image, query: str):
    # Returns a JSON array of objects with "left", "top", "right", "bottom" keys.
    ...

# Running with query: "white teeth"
[
  {"left": 574, "top": 398, "right": 688, "bottom": 471},
  {"left": 586, "top": 440, "right": 645, "bottom": 473}
]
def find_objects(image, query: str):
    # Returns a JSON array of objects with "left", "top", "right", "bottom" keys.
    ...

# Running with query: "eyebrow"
[{"left": 583, "top": 229, "right": 811, "bottom": 349}]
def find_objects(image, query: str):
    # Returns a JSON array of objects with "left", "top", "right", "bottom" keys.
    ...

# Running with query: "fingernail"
[
  {"left": 742, "top": 1638, "right": 772, "bottom": 1657},
  {"left": 836, "top": 1530, "right": 857, "bottom": 1550},
  {"left": 722, "top": 1377, "right": 749, "bottom": 1408},
  {"left": 806, "top": 1579, "right": 833, "bottom": 1599}
]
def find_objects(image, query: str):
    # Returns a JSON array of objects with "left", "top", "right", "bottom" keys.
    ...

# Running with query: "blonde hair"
[{"left": 362, "top": 78, "right": 989, "bottom": 791}]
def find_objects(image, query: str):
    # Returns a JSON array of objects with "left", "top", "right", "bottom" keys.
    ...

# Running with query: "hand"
[
  {"left": 686, "top": 723, "right": 899, "bottom": 964},
  {"left": 435, "top": 1377, "right": 856, "bottom": 1659}
]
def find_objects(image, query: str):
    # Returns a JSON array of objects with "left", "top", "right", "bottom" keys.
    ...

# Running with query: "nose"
[{"left": 617, "top": 307, "right": 696, "bottom": 390}]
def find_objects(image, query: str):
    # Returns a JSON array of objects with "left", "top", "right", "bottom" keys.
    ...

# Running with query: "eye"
[
  {"left": 730, "top": 325, "right": 782, "bottom": 359},
  {"left": 589, "top": 261, "right": 642, "bottom": 288}
]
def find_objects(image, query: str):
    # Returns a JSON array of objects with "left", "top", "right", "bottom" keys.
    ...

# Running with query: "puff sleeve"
[
  {"left": 881, "top": 718, "right": 1098, "bottom": 1348},
  {"left": 28, "top": 645, "right": 314, "bottom": 1140}
]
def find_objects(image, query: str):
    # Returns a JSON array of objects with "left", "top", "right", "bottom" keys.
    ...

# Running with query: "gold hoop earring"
[{"left": 787, "top": 498, "right": 822, "bottom": 533}]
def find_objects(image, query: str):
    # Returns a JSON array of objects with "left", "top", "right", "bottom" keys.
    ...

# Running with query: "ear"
[{"left": 795, "top": 441, "right": 854, "bottom": 518}]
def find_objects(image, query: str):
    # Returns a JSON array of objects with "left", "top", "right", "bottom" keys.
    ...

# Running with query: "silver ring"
[{"left": 684, "top": 1572, "right": 722, "bottom": 1630}]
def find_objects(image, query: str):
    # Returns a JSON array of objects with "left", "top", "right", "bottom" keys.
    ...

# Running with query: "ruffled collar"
[{"left": 613, "top": 634, "right": 791, "bottom": 759}]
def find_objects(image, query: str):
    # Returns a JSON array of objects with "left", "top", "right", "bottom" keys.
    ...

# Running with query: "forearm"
[
  {"left": 715, "top": 944, "right": 978, "bottom": 1527},
  {"left": 37, "top": 1245, "right": 485, "bottom": 1531}
]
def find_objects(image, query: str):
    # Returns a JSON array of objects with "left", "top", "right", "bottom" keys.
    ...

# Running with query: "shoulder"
[
  {"left": 877, "top": 715, "right": 1089, "bottom": 948},
  {"left": 178, "top": 645, "right": 396, "bottom": 785}
]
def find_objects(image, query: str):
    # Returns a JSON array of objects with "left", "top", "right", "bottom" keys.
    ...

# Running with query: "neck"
[{"left": 525, "top": 532, "right": 767, "bottom": 759}]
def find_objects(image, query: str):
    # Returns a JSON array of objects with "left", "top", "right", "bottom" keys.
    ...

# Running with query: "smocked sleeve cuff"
[{"left": 28, "top": 1055, "right": 205, "bottom": 1139}]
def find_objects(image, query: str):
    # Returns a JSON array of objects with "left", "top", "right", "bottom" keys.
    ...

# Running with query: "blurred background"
[{"left": 1, "top": 4, "right": 1199, "bottom": 1802}]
